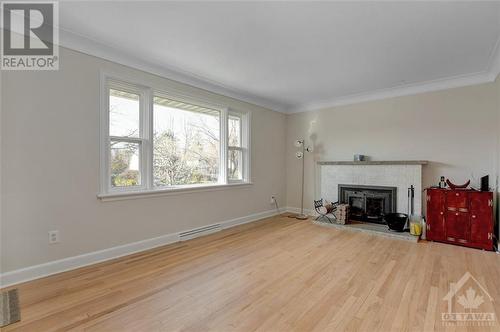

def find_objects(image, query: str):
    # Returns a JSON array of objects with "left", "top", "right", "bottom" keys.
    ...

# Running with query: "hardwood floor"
[{"left": 3, "top": 215, "right": 500, "bottom": 331}]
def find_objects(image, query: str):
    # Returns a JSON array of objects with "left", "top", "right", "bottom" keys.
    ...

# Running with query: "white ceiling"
[{"left": 58, "top": 1, "right": 500, "bottom": 113}]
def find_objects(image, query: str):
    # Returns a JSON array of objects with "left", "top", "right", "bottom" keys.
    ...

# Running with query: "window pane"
[
  {"left": 109, "top": 89, "right": 140, "bottom": 138},
  {"left": 110, "top": 141, "right": 141, "bottom": 187},
  {"left": 228, "top": 115, "right": 241, "bottom": 147},
  {"left": 228, "top": 149, "right": 243, "bottom": 181},
  {"left": 153, "top": 96, "right": 220, "bottom": 186}
]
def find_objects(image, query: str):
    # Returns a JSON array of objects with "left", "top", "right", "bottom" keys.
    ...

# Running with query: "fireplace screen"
[{"left": 338, "top": 185, "right": 397, "bottom": 224}]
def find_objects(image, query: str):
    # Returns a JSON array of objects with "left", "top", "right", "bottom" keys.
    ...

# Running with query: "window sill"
[{"left": 97, "top": 182, "right": 253, "bottom": 202}]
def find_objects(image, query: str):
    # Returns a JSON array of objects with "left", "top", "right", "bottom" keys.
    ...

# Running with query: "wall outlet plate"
[{"left": 48, "top": 230, "right": 59, "bottom": 244}]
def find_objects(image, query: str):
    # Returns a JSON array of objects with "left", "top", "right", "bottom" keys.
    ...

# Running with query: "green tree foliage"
[
  {"left": 153, "top": 128, "right": 219, "bottom": 186},
  {"left": 153, "top": 131, "right": 192, "bottom": 186},
  {"left": 110, "top": 111, "right": 228, "bottom": 188},
  {"left": 110, "top": 142, "right": 139, "bottom": 187}
]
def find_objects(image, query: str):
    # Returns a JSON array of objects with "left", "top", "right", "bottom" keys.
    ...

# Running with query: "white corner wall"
[
  {"left": 0, "top": 47, "right": 287, "bottom": 276},
  {"left": 286, "top": 83, "right": 499, "bottom": 217}
]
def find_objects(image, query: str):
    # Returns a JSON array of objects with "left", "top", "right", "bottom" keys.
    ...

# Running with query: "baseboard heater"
[{"left": 178, "top": 223, "right": 222, "bottom": 241}]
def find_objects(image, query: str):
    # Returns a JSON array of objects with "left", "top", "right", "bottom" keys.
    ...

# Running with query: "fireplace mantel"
[{"left": 317, "top": 160, "right": 428, "bottom": 166}]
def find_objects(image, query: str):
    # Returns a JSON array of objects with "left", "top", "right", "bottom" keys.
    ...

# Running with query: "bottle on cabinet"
[{"left": 438, "top": 176, "right": 447, "bottom": 189}]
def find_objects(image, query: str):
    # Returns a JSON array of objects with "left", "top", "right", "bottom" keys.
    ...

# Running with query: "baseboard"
[
  {"left": 0, "top": 208, "right": 284, "bottom": 288},
  {"left": 285, "top": 206, "right": 316, "bottom": 216}
]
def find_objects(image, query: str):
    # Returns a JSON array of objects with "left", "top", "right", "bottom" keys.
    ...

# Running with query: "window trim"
[
  {"left": 227, "top": 111, "right": 250, "bottom": 184},
  {"left": 101, "top": 79, "right": 150, "bottom": 194},
  {"left": 99, "top": 71, "right": 251, "bottom": 199},
  {"left": 97, "top": 182, "right": 253, "bottom": 202}
]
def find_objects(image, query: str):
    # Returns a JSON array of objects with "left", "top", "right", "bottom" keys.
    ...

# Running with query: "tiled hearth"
[{"left": 312, "top": 219, "right": 419, "bottom": 242}]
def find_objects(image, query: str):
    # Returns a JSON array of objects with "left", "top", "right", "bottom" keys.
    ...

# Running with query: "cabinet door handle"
[
  {"left": 456, "top": 193, "right": 459, "bottom": 196},
  {"left": 456, "top": 213, "right": 459, "bottom": 216},
  {"left": 472, "top": 215, "right": 476, "bottom": 219},
  {"left": 440, "top": 212, "right": 444, "bottom": 215}
]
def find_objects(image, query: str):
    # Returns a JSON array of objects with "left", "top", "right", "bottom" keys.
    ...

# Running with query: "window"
[
  {"left": 153, "top": 96, "right": 220, "bottom": 187},
  {"left": 107, "top": 87, "right": 146, "bottom": 190},
  {"left": 228, "top": 114, "right": 243, "bottom": 181},
  {"left": 100, "top": 75, "right": 250, "bottom": 197}
]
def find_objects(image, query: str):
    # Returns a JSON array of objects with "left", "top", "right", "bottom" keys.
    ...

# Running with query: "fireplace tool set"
[
  {"left": 315, "top": 184, "right": 423, "bottom": 234},
  {"left": 386, "top": 185, "right": 415, "bottom": 232}
]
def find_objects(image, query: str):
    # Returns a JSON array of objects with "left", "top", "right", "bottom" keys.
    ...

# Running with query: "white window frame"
[
  {"left": 99, "top": 72, "right": 251, "bottom": 200},
  {"left": 227, "top": 111, "right": 250, "bottom": 184}
]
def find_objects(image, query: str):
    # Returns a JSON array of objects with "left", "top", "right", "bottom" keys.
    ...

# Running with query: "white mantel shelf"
[{"left": 317, "top": 160, "right": 428, "bottom": 166}]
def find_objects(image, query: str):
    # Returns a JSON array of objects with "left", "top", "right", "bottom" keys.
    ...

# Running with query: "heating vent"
[{"left": 178, "top": 223, "right": 222, "bottom": 241}]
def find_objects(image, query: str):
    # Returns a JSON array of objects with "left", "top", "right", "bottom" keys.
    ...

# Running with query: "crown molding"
[
  {"left": 287, "top": 70, "right": 496, "bottom": 114},
  {"left": 58, "top": 28, "right": 290, "bottom": 113},
  {"left": 289, "top": 34, "right": 500, "bottom": 114},
  {"left": 58, "top": 27, "right": 500, "bottom": 115}
]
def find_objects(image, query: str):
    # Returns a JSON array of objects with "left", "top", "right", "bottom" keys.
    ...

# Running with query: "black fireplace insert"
[{"left": 338, "top": 184, "right": 397, "bottom": 224}]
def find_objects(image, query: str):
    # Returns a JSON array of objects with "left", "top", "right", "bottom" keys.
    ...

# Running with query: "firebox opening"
[{"left": 338, "top": 185, "right": 397, "bottom": 224}]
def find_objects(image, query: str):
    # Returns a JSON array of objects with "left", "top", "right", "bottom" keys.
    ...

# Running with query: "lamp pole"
[{"left": 295, "top": 139, "right": 310, "bottom": 220}]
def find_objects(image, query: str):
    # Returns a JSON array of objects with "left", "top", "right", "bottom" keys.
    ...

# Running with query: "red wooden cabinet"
[
  {"left": 427, "top": 189, "right": 446, "bottom": 241},
  {"left": 426, "top": 188, "right": 494, "bottom": 250}
]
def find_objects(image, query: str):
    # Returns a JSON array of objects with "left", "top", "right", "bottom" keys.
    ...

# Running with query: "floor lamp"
[{"left": 294, "top": 139, "right": 312, "bottom": 220}]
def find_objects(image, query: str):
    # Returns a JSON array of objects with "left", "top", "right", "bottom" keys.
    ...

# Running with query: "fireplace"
[{"left": 338, "top": 184, "right": 397, "bottom": 224}]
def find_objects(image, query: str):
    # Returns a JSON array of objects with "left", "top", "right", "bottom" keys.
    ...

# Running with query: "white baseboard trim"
[
  {"left": 285, "top": 206, "right": 316, "bottom": 216},
  {"left": 0, "top": 208, "right": 283, "bottom": 288}
]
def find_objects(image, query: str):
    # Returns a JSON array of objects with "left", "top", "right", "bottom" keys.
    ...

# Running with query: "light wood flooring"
[{"left": 2, "top": 215, "right": 500, "bottom": 331}]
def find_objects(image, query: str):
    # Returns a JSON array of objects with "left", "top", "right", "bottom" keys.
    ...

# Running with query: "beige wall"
[
  {"left": 2, "top": 46, "right": 499, "bottom": 274},
  {"left": 286, "top": 83, "right": 499, "bottom": 215},
  {"left": 1, "top": 48, "right": 287, "bottom": 272}
]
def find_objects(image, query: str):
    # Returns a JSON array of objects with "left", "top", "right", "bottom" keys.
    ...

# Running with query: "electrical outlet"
[{"left": 48, "top": 230, "right": 60, "bottom": 244}]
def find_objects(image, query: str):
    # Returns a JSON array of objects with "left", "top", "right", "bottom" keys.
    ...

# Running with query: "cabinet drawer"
[{"left": 446, "top": 191, "right": 468, "bottom": 209}]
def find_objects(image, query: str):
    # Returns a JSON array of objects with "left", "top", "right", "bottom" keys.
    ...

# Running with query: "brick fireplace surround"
[{"left": 316, "top": 160, "right": 427, "bottom": 217}]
